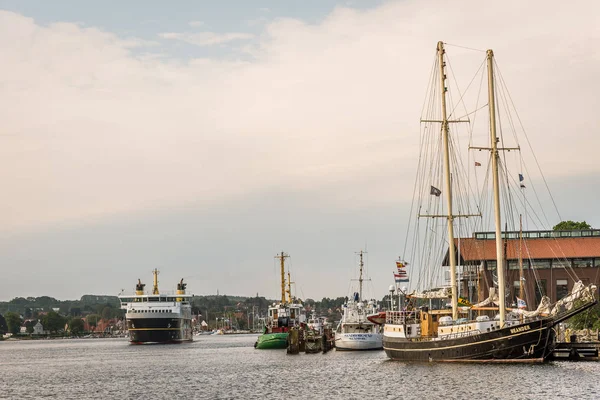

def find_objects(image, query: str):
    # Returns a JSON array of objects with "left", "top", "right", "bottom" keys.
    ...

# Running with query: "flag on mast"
[
  {"left": 475, "top": 161, "right": 481, "bottom": 167},
  {"left": 517, "top": 297, "right": 526, "bottom": 309},
  {"left": 430, "top": 186, "right": 441, "bottom": 196},
  {"left": 395, "top": 259, "right": 408, "bottom": 282}
]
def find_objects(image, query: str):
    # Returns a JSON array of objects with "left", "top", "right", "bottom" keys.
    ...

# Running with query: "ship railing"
[
  {"left": 386, "top": 311, "right": 419, "bottom": 325},
  {"left": 403, "top": 329, "right": 482, "bottom": 342},
  {"left": 438, "top": 329, "right": 482, "bottom": 341}
]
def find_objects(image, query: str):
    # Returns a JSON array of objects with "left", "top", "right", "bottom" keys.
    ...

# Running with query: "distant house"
[
  {"left": 20, "top": 325, "right": 27, "bottom": 334},
  {"left": 33, "top": 321, "right": 45, "bottom": 335}
]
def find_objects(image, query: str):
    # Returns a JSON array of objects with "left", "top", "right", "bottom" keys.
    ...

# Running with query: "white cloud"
[
  {"left": 0, "top": 0, "right": 598, "bottom": 237},
  {"left": 188, "top": 20, "right": 204, "bottom": 27},
  {"left": 159, "top": 31, "right": 254, "bottom": 46}
]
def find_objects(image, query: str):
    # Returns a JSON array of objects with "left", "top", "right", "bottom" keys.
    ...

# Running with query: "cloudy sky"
[{"left": 0, "top": 0, "right": 598, "bottom": 301}]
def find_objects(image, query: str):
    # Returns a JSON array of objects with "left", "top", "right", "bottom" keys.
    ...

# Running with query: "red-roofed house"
[{"left": 444, "top": 229, "right": 600, "bottom": 307}]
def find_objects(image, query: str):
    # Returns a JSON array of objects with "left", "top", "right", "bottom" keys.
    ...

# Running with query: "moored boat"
[
  {"left": 335, "top": 251, "right": 383, "bottom": 351},
  {"left": 255, "top": 252, "right": 306, "bottom": 349}
]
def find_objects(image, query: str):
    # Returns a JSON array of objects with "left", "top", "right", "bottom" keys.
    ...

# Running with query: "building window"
[
  {"left": 508, "top": 260, "right": 528, "bottom": 270},
  {"left": 535, "top": 279, "right": 547, "bottom": 305},
  {"left": 595, "top": 258, "right": 600, "bottom": 267},
  {"left": 556, "top": 280, "right": 569, "bottom": 300},
  {"left": 552, "top": 260, "right": 570, "bottom": 269},
  {"left": 531, "top": 260, "right": 550, "bottom": 269},
  {"left": 486, "top": 261, "right": 497, "bottom": 271},
  {"left": 572, "top": 258, "right": 592, "bottom": 268}
]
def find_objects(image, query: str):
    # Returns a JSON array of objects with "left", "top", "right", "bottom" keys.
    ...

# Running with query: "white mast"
[
  {"left": 437, "top": 41, "right": 459, "bottom": 320},
  {"left": 358, "top": 250, "right": 364, "bottom": 302},
  {"left": 487, "top": 49, "right": 506, "bottom": 326}
]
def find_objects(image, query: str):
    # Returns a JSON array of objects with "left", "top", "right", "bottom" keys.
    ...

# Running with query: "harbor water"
[{"left": 1, "top": 334, "right": 599, "bottom": 399}]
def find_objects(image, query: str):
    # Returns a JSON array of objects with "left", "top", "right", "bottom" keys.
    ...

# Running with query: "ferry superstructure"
[{"left": 119, "top": 269, "right": 193, "bottom": 344}]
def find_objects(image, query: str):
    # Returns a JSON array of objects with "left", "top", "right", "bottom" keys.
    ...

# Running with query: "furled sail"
[
  {"left": 408, "top": 287, "right": 451, "bottom": 299},
  {"left": 550, "top": 281, "right": 596, "bottom": 316},
  {"left": 472, "top": 287, "right": 498, "bottom": 308},
  {"left": 512, "top": 296, "right": 551, "bottom": 318}
]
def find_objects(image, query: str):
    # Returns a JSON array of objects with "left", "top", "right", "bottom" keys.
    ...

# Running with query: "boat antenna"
[
  {"left": 275, "top": 252, "right": 289, "bottom": 304},
  {"left": 287, "top": 270, "right": 294, "bottom": 303},
  {"left": 352, "top": 250, "right": 369, "bottom": 302},
  {"left": 437, "top": 41, "right": 459, "bottom": 320}
]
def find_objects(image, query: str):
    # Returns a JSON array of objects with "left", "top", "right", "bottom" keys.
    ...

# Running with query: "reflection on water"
[{"left": 1, "top": 335, "right": 599, "bottom": 399}]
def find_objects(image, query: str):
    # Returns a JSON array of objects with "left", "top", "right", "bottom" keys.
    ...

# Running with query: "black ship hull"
[
  {"left": 127, "top": 317, "right": 193, "bottom": 344},
  {"left": 384, "top": 300, "right": 597, "bottom": 362},
  {"left": 384, "top": 318, "right": 555, "bottom": 362}
]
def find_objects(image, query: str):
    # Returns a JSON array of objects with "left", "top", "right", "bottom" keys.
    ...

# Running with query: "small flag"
[
  {"left": 520, "top": 184, "right": 526, "bottom": 189},
  {"left": 475, "top": 161, "right": 481, "bottom": 167},
  {"left": 394, "top": 273, "right": 409, "bottom": 283},
  {"left": 517, "top": 297, "right": 526, "bottom": 309},
  {"left": 395, "top": 270, "right": 408, "bottom": 277},
  {"left": 396, "top": 261, "right": 405, "bottom": 269},
  {"left": 518, "top": 173, "right": 524, "bottom": 182},
  {"left": 430, "top": 186, "right": 441, "bottom": 196},
  {"left": 457, "top": 297, "right": 472, "bottom": 307}
]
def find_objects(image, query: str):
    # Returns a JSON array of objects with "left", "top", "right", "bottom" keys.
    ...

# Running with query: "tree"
[
  {"left": 553, "top": 220, "right": 592, "bottom": 231},
  {"left": 25, "top": 320, "right": 35, "bottom": 334},
  {"left": 0, "top": 314, "right": 8, "bottom": 334},
  {"left": 566, "top": 302, "right": 600, "bottom": 330},
  {"left": 69, "top": 307, "right": 81, "bottom": 317},
  {"left": 5, "top": 312, "right": 21, "bottom": 335},
  {"left": 69, "top": 318, "right": 85, "bottom": 336},
  {"left": 42, "top": 311, "right": 67, "bottom": 333},
  {"left": 87, "top": 314, "right": 100, "bottom": 331},
  {"left": 101, "top": 306, "right": 112, "bottom": 321}
]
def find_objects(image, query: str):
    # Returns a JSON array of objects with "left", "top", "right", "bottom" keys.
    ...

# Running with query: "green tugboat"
[{"left": 255, "top": 252, "right": 306, "bottom": 349}]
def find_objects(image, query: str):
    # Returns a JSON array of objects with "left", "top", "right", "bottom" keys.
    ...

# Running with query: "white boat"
[
  {"left": 118, "top": 269, "right": 193, "bottom": 344},
  {"left": 307, "top": 312, "right": 328, "bottom": 335},
  {"left": 335, "top": 251, "right": 383, "bottom": 350}
]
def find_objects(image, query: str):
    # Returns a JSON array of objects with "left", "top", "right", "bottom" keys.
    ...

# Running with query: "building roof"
[{"left": 455, "top": 236, "right": 600, "bottom": 262}]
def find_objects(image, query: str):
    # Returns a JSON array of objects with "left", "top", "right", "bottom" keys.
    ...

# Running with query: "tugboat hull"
[
  {"left": 384, "top": 318, "right": 554, "bottom": 362},
  {"left": 255, "top": 332, "right": 288, "bottom": 349}
]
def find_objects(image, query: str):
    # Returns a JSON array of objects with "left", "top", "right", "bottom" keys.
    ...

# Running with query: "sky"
[{"left": 0, "top": 0, "right": 599, "bottom": 301}]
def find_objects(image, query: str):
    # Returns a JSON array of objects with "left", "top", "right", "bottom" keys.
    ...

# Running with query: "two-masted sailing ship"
[
  {"left": 335, "top": 251, "right": 383, "bottom": 350},
  {"left": 383, "top": 42, "right": 597, "bottom": 362},
  {"left": 119, "top": 269, "right": 193, "bottom": 344},
  {"left": 254, "top": 252, "right": 306, "bottom": 349}
]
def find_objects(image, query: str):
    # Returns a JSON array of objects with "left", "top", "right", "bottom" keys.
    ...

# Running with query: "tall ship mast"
[
  {"left": 382, "top": 41, "right": 597, "bottom": 362},
  {"left": 119, "top": 269, "right": 193, "bottom": 344}
]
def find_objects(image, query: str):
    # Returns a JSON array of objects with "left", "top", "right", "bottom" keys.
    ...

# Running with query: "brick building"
[{"left": 446, "top": 229, "right": 600, "bottom": 308}]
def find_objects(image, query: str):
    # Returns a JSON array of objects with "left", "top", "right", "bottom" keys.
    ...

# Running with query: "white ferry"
[{"left": 119, "top": 269, "right": 193, "bottom": 344}]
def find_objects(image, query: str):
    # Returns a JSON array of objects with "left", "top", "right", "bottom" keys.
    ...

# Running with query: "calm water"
[{"left": 1, "top": 334, "right": 599, "bottom": 399}]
